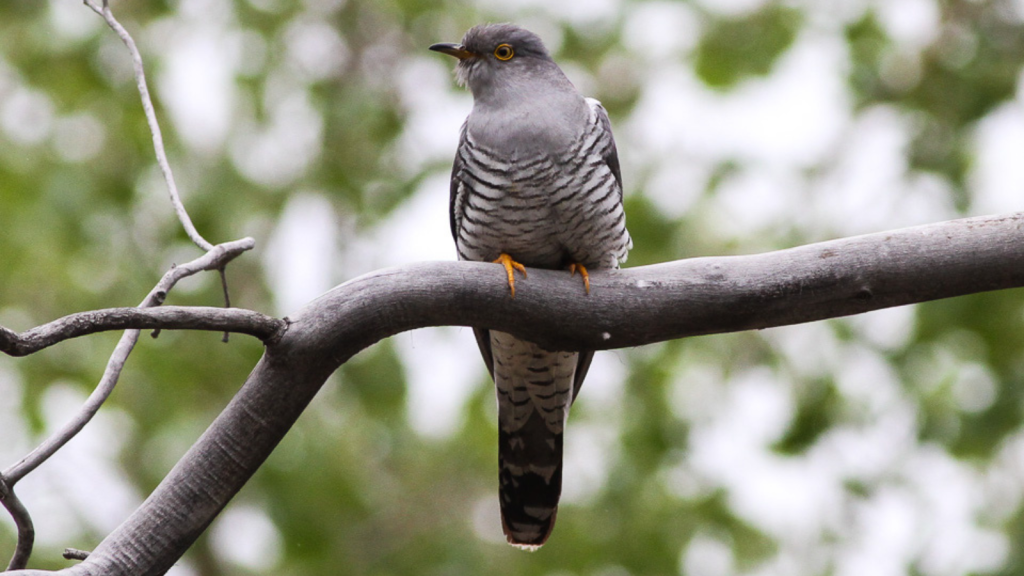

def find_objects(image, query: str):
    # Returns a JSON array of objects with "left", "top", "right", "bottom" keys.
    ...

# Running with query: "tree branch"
[
  {"left": 2, "top": 238, "right": 255, "bottom": 484},
  {"left": 0, "top": 307, "right": 285, "bottom": 357},
  {"left": 0, "top": 238, "right": 257, "bottom": 570},
  {"left": 0, "top": 2, "right": 264, "bottom": 571},
  {"left": 290, "top": 211, "right": 1024, "bottom": 355},
  {"left": 83, "top": 0, "right": 212, "bottom": 252},
  {"left": 4, "top": 211, "right": 1018, "bottom": 575},
  {"left": 0, "top": 486, "right": 33, "bottom": 572}
]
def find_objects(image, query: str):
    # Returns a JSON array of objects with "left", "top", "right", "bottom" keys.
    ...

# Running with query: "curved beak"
[{"left": 430, "top": 42, "right": 475, "bottom": 60}]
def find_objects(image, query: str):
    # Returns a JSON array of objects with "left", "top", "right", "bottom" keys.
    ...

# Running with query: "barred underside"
[{"left": 453, "top": 99, "right": 631, "bottom": 270}]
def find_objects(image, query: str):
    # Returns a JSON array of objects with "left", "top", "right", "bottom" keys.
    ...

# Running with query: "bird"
[{"left": 431, "top": 24, "right": 631, "bottom": 549}]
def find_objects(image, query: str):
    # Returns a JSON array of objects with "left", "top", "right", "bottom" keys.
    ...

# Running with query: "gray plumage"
[{"left": 431, "top": 23, "right": 631, "bottom": 549}]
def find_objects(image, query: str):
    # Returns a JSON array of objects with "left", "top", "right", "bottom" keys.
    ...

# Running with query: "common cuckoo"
[{"left": 431, "top": 23, "right": 632, "bottom": 549}]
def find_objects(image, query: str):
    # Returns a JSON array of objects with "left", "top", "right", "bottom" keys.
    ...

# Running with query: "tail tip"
[
  {"left": 508, "top": 541, "right": 544, "bottom": 552},
  {"left": 501, "top": 510, "right": 556, "bottom": 551}
]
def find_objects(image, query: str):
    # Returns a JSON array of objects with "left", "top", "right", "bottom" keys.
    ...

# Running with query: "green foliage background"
[{"left": 1, "top": 0, "right": 1023, "bottom": 575}]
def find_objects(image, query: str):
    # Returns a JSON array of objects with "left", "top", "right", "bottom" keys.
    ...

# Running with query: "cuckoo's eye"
[{"left": 494, "top": 44, "right": 514, "bottom": 61}]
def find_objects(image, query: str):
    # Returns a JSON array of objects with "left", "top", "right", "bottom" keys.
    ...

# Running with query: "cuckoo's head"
[{"left": 430, "top": 24, "right": 558, "bottom": 99}]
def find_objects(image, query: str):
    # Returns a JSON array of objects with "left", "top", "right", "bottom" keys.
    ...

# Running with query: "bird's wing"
[
  {"left": 449, "top": 120, "right": 469, "bottom": 242},
  {"left": 473, "top": 327, "right": 495, "bottom": 381},
  {"left": 572, "top": 351, "right": 594, "bottom": 403},
  {"left": 586, "top": 98, "right": 623, "bottom": 195},
  {"left": 566, "top": 98, "right": 619, "bottom": 401}
]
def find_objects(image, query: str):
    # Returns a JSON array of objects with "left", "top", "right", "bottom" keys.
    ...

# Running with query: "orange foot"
[
  {"left": 493, "top": 253, "right": 527, "bottom": 298},
  {"left": 568, "top": 262, "right": 590, "bottom": 294}
]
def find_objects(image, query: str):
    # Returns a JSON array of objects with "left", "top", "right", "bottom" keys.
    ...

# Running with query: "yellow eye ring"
[{"left": 494, "top": 43, "right": 514, "bottom": 61}]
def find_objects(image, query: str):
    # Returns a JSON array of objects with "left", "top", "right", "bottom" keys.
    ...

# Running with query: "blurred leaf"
[
  {"left": 773, "top": 377, "right": 840, "bottom": 455},
  {"left": 695, "top": 3, "right": 802, "bottom": 89}
]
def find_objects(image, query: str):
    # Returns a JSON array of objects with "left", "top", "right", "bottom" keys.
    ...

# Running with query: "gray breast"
[{"left": 452, "top": 100, "right": 631, "bottom": 270}]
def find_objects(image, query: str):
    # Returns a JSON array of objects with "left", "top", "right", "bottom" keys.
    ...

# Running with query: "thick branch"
[
  {"left": 0, "top": 307, "right": 285, "bottom": 357},
  {"left": 295, "top": 211, "right": 1024, "bottom": 353},
  {"left": 10, "top": 211, "right": 1015, "bottom": 576}
]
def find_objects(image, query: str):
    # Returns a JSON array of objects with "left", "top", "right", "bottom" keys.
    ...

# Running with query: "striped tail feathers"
[
  {"left": 499, "top": 409, "right": 564, "bottom": 549},
  {"left": 490, "top": 330, "right": 577, "bottom": 549}
]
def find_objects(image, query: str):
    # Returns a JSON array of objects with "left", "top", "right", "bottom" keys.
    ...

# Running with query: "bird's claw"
[
  {"left": 569, "top": 263, "right": 590, "bottom": 294},
  {"left": 494, "top": 253, "right": 527, "bottom": 298}
]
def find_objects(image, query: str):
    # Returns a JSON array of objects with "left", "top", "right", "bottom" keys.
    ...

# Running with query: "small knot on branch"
[
  {"left": 0, "top": 326, "right": 18, "bottom": 355},
  {"left": 854, "top": 287, "right": 874, "bottom": 301},
  {"left": 263, "top": 317, "right": 290, "bottom": 346}
]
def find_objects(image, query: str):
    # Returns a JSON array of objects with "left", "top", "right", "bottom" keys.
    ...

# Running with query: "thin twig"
[
  {"left": 0, "top": 306, "right": 284, "bottom": 357},
  {"left": 219, "top": 268, "right": 231, "bottom": 343},
  {"left": 84, "top": 0, "right": 213, "bottom": 252},
  {"left": 1, "top": 238, "right": 255, "bottom": 487},
  {"left": 0, "top": 3, "right": 261, "bottom": 571},
  {"left": 0, "top": 238, "right": 255, "bottom": 570},
  {"left": 0, "top": 239, "right": 255, "bottom": 568},
  {"left": 1, "top": 485, "right": 35, "bottom": 571}
]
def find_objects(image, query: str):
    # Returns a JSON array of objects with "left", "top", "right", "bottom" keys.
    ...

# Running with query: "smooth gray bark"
[{"left": 4, "top": 211, "right": 1024, "bottom": 575}]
